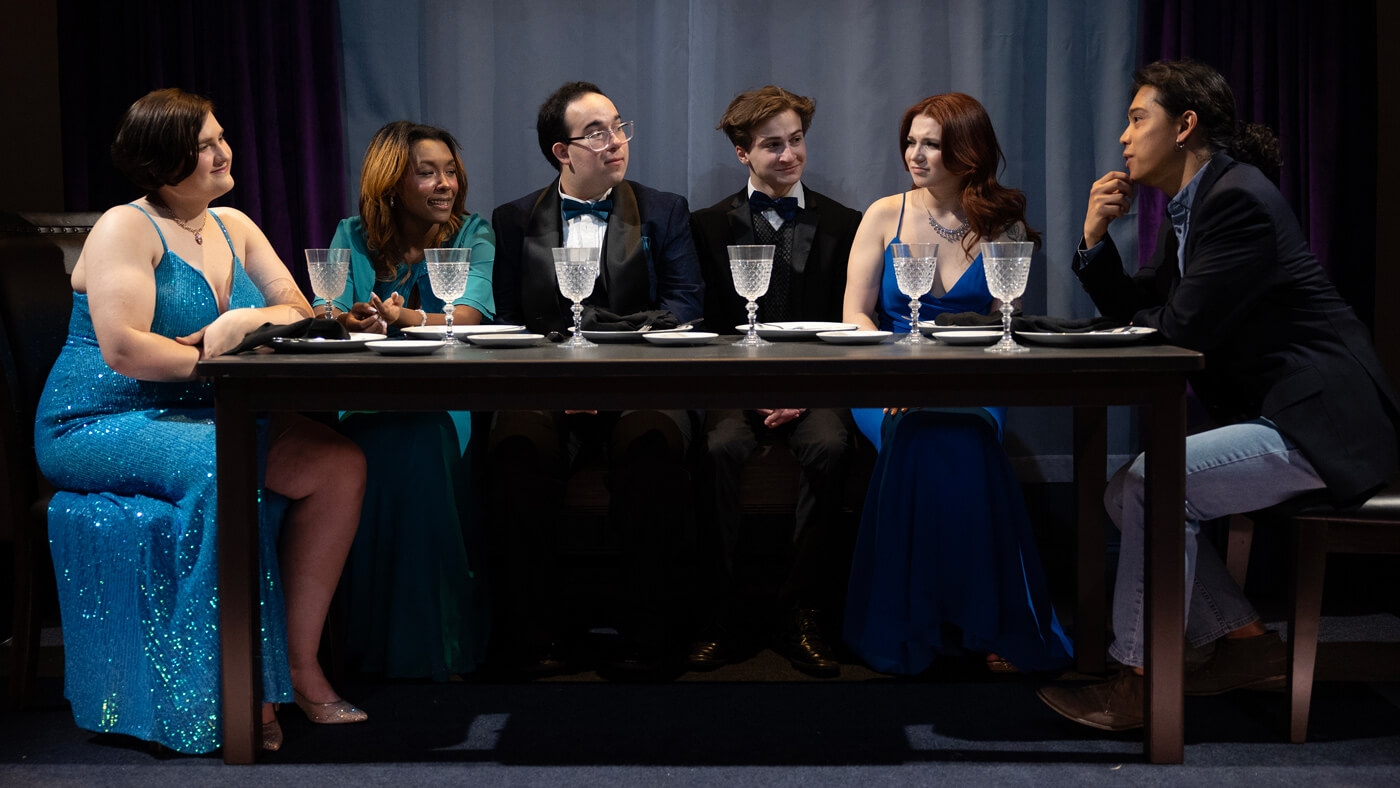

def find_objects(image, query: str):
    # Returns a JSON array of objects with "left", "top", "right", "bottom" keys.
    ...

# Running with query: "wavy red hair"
[{"left": 899, "top": 93, "right": 1041, "bottom": 255}]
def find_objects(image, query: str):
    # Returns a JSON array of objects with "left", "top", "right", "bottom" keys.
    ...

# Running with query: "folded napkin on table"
[
  {"left": 580, "top": 307, "right": 681, "bottom": 332},
  {"left": 935, "top": 312, "right": 1125, "bottom": 333},
  {"left": 226, "top": 317, "right": 350, "bottom": 354}
]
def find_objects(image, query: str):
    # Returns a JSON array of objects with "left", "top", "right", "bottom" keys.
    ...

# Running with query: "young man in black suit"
[
  {"left": 1038, "top": 60, "right": 1400, "bottom": 731},
  {"left": 488, "top": 81, "right": 704, "bottom": 676},
  {"left": 687, "top": 86, "right": 863, "bottom": 677}
]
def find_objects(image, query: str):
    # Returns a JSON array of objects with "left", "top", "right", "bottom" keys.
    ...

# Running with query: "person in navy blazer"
[
  {"left": 1039, "top": 59, "right": 1400, "bottom": 732},
  {"left": 686, "top": 86, "right": 862, "bottom": 677},
  {"left": 487, "top": 82, "right": 703, "bottom": 677}
]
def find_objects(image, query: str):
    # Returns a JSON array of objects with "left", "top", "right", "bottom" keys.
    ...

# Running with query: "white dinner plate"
[
  {"left": 642, "top": 331, "right": 719, "bottom": 347},
  {"left": 466, "top": 333, "right": 547, "bottom": 348},
  {"left": 401, "top": 324, "right": 525, "bottom": 340},
  {"left": 269, "top": 332, "right": 380, "bottom": 353},
  {"left": 932, "top": 330, "right": 1004, "bottom": 346},
  {"left": 1014, "top": 327, "right": 1159, "bottom": 347},
  {"left": 917, "top": 323, "right": 1000, "bottom": 336},
  {"left": 735, "top": 321, "right": 859, "bottom": 340},
  {"left": 816, "top": 330, "right": 892, "bottom": 346},
  {"left": 365, "top": 339, "right": 445, "bottom": 356},
  {"left": 568, "top": 326, "right": 702, "bottom": 343}
]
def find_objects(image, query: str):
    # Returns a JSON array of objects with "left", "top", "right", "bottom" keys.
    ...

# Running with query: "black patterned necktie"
[{"left": 752, "top": 212, "right": 794, "bottom": 322}]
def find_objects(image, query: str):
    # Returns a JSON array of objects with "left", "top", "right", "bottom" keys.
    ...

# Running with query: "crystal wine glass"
[
  {"left": 727, "top": 244, "right": 775, "bottom": 347},
  {"left": 552, "top": 247, "right": 601, "bottom": 349},
  {"left": 982, "top": 241, "right": 1033, "bottom": 353},
  {"left": 890, "top": 243, "right": 938, "bottom": 345},
  {"left": 424, "top": 247, "right": 472, "bottom": 343},
  {"left": 305, "top": 248, "right": 350, "bottom": 320}
]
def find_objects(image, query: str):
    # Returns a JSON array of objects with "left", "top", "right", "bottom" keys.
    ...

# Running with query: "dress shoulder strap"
[
  {"left": 208, "top": 211, "right": 237, "bottom": 257},
  {"left": 893, "top": 193, "right": 907, "bottom": 243},
  {"left": 126, "top": 203, "right": 169, "bottom": 252}
]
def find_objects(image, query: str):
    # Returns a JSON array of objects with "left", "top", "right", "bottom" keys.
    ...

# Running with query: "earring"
[
  {"left": 389, "top": 195, "right": 397, "bottom": 207},
  {"left": 1175, "top": 139, "right": 1186, "bottom": 151}
]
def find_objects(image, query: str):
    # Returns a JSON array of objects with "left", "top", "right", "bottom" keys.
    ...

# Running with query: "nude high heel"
[{"left": 293, "top": 690, "right": 368, "bottom": 724}]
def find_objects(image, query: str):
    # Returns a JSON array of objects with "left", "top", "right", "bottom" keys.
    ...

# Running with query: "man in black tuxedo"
[
  {"left": 1038, "top": 60, "right": 1400, "bottom": 731},
  {"left": 488, "top": 81, "right": 704, "bottom": 675},
  {"left": 687, "top": 86, "right": 862, "bottom": 677}
]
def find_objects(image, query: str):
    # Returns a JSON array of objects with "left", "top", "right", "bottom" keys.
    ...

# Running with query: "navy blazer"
[
  {"left": 690, "top": 186, "right": 861, "bottom": 330},
  {"left": 491, "top": 178, "right": 703, "bottom": 334},
  {"left": 1076, "top": 152, "right": 1400, "bottom": 501}
]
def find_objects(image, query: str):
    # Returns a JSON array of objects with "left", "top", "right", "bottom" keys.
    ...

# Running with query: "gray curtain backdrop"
[{"left": 337, "top": 0, "right": 1141, "bottom": 478}]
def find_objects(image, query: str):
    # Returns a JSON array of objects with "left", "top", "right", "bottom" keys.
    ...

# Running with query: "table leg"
[
  {"left": 216, "top": 383, "right": 259, "bottom": 764},
  {"left": 1074, "top": 406, "right": 1108, "bottom": 675},
  {"left": 1143, "top": 384, "right": 1186, "bottom": 764}
]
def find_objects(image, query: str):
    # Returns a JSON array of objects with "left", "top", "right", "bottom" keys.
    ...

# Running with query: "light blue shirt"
[{"left": 1166, "top": 161, "right": 1210, "bottom": 276}]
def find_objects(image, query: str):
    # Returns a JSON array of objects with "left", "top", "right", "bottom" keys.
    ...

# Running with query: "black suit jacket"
[
  {"left": 1076, "top": 152, "right": 1400, "bottom": 501},
  {"left": 690, "top": 187, "right": 861, "bottom": 330},
  {"left": 491, "top": 178, "right": 704, "bottom": 334}
]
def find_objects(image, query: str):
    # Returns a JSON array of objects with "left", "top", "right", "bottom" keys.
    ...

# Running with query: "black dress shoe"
[
  {"left": 515, "top": 642, "right": 569, "bottom": 677},
  {"left": 610, "top": 641, "right": 667, "bottom": 676},
  {"left": 773, "top": 609, "right": 841, "bottom": 678},
  {"left": 685, "top": 637, "right": 735, "bottom": 671}
]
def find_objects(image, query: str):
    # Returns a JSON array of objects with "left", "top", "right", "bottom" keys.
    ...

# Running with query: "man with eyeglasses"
[
  {"left": 686, "top": 86, "right": 862, "bottom": 677},
  {"left": 489, "top": 81, "right": 703, "bottom": 677}
]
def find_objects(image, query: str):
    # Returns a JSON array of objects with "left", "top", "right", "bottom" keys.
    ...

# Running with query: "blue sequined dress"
[
  {"left": 33, "top": 206, "right": 292, "bottom": 754},
  {"left": 843, "top": 195, "right": 1073, "bottom": 674}
]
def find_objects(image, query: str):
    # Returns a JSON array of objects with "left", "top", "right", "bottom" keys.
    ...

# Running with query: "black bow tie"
[
  {"left": 749, "top": 191, "right": 798, "bottom": 223},
  {"left": 562, "top": 197, "right": 612, "bottom": 222}
]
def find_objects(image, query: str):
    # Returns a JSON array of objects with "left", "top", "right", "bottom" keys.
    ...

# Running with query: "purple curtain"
[
  {"left": 57, "top": 0, "right": 345, "bottom": 295},
  {"left": 1137, "top": 0, "right": 1377, "bottom": 327}
]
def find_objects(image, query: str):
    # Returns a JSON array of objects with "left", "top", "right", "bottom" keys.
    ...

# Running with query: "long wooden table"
[{"left": 198, "top": 337, "right": 1203, "bottom": 765}]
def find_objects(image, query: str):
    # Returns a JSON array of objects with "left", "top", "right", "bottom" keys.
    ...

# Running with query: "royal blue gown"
[
  {"left": 33, "top": 206, "right": 292, "bottom": 754},
  {"left": 843, "top": 196, "right": 1073, "bottom": 674}
]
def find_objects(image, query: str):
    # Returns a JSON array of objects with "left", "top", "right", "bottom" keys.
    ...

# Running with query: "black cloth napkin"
[
  {"left": 935, "top": 312, "right": 1125, "bottom": 333},
  {"left": 580, "top": 307, "right": 680, "bottom": 331},
  {"left": 226, "top": 317, "right": 350, "bottom": 354}
]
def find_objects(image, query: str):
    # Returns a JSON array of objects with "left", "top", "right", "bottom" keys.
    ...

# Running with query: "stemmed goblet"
[
  {"left": 728, "top": 244, "right": 775, "bottom": 347},
  {"left": 305, "top": 248, "right": 350, "bottom": 320},
  {"left": 890, "top": 242, "right": 938, "bottom": 345},
  {"left": 552, "top": 246, "right": 601, "bottom": 348},
  {"left": 424, "top": 248, "right": 472, "bottom": 343},
  {"left": 982, "top": 241, "right": 1033, "bottom": 353}
]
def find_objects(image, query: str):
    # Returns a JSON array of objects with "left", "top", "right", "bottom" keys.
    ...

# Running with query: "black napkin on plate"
[
  {"left": 935, "top": 312, "right": 1125, "bottom": 333},
  {"left": 226, "top": 317, "right": 350, "bottom": 354},
  {"left": 580, "top": 307, "right": 680, "bottom": 332}
]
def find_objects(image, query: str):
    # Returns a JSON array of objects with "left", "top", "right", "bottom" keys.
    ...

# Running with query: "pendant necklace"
[
  {"left": 152, "top": 196, "right": 207, "bottom": 245},
  {"left": 921, "top": 191, "right": 968, "bottom": 242}
]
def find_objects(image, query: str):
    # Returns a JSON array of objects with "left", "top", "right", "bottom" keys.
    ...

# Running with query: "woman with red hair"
[{"left": 841, "top": 93, "right": 1073, "bottom": 675}]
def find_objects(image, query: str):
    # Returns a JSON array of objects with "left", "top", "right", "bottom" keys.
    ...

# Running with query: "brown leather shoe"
[
  {"left": 1037, "top": 671, "right": 1144, "bottom": 731},
  {"left": 1185, "top": 631, "right": 1287, "bottom": 696}
]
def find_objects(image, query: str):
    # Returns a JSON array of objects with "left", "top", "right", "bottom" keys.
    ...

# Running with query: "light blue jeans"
[{"left": 1105, "top": 418, "right": 1326, "bottom": 668}]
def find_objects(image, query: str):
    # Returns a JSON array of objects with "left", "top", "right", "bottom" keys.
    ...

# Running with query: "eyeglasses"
[{"left": 566, "top": 121, "right": 635, "bottom": 152}]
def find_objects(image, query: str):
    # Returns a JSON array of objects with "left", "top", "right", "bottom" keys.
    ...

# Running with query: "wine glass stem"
[
  {"left": 445, "top": 308, "right": 454, "bottom": 342},
  {"left": 573, "top": 300, "right": 584, "bottom": 339},
  {"left": 747, "top": 300, "right": 758, "bottom": 341},
  {"left": 909, "top": 297, "right": 920, "bottom": 340},
  {"left": 1002, "top": 302, "right": 1013, "bottom": 343},
  {"left": 323, "top": 303, "right": 333, "bottom": 320}
]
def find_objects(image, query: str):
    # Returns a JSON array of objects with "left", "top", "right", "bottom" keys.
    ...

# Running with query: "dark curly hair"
[{"left": 1133, "top": 59, "right": 1282, "bottom": 179}]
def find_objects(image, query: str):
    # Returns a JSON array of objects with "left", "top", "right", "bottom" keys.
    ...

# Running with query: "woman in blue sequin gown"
[
  {"left": 316, "top": 122, "right": 495, "bottom": 680},
  {"left": 33, "top": 89, "right": 367, "bottom": 754},
  {"left": 841, "top": 93, "right": 1073, "bottom": 675}
]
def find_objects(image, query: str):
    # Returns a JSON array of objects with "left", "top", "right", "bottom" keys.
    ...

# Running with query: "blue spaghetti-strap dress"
[
  {"left": 844, "top": 195, "right": 1073, "bottom": 674},
  {"left": 34, "top": 205, "right": 292, "bottom": 754}
]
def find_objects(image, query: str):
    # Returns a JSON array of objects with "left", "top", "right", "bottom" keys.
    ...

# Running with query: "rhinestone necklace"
[
  {"left": 151, "top": 196, "right": 208, "bottom": 244},
  {"left": 921, "top": 191, "right": 968, "bottom": 242}
]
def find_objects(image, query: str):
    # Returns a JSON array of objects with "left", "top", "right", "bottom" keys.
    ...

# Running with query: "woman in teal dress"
[
  {"left": 318, "top": 121, "right": 495, "bottom": 680},
  {"left": 841, "top": 93, "right": 1073, "bottom": 674},
  {"left": 34, "top": 89, "right": 367, "bottom": 754}
]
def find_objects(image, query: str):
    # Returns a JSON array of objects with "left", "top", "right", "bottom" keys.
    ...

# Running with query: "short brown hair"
[
  {"left": 717, "top": 86, "right": 815, "bottom": 151},
  {"left": 110, "top": 88, "right": 215, "bottom": 194}
]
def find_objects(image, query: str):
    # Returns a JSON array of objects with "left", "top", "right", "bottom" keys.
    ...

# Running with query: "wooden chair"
[
  {"left": 0, "top": 211, "right": 99, "bottom": 709},
  {"left": 1227, "top": 476, "right": 1400, "bottom": 743}
]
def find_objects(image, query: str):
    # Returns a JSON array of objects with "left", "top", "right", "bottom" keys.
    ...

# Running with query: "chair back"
[{"left": 0, "top": 211, "right": 99, "bottom": 539}]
